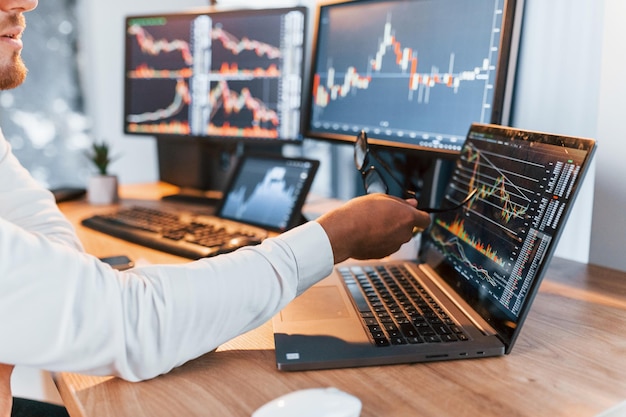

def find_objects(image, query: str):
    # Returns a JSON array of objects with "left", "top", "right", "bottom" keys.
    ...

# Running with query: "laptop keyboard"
[
  {"left": 82, "top": 206, "right": 267, "bottom": 259},
  {"left": 339, "top": 264, "right": 469, "bottom": 347}
]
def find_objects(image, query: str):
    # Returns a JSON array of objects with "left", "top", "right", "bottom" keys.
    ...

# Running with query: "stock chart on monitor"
[
  {"left": 425, "top": 124, "right": 595, "bottom": 323},
  {"left": 123, "top": 7, "right": 306, "bottom": 141},
  {"left": 307, "top": 0, "right": 520, "bottom": 154}
]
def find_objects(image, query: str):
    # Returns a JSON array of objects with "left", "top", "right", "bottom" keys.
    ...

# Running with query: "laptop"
[{"left": 272, "top": 123, "right": 596, "bottom": 371}]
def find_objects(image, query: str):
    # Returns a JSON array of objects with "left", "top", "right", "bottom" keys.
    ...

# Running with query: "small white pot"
[{"left": 87, "top": 175, "right": 119, "bottom": 205}]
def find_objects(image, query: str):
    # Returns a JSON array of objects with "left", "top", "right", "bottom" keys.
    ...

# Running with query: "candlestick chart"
[
  {"left": 308, "top": 0, "right": 508, "bottom": 149},
  {"left": 429, "top": 134, "right": 586, "bottom": 318},
  {"left": 124, "top": 10, "right": 305, "bottom": 140},
  {"left": 312, "top": 19, "right": 492, "bottom": 109}
]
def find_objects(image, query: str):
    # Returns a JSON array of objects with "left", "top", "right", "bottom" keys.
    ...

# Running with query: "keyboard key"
[{"left": 374, "top": 337, "right": 390, "bottom": 347}]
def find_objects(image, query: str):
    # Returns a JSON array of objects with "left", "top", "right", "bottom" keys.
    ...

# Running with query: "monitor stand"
[
  {"left": 405, "top": 156, "right": 455, "bottom": 209},
  {"left": 387, "top": 152, "right": 454, "bottom": 209},
  {"left": 156, "top": 136, "right": 237, "bottom": 205},
  {"left": 155, "top": 135, "right": 282, "bottom": 206},
  {"left": 160, "top": 188, "right": 224, "bottom": 206}
]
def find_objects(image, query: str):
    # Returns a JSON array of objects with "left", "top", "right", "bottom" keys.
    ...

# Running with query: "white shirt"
[{"left": 0, "top": 131, "right": 334, "bottom": 381}]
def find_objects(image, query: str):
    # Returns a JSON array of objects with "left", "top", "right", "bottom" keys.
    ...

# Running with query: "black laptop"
[{"left": 272, "top": 123, "right": 596, "bottom": 371}]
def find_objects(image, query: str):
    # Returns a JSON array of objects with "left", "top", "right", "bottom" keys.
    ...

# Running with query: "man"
[{"left": 0, "top": 0, "right": 431, "bottom": 416}]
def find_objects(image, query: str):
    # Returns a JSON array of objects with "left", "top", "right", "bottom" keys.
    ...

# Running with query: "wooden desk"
[{"left": 55, "top": 184, "right": 626, "bottom": 417}]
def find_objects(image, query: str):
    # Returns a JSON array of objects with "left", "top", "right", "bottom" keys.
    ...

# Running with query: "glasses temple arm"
[{"left": 419, "top": 188, "right": 478, "bottom": 213}]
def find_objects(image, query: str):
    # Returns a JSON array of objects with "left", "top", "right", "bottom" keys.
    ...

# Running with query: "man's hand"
[
  {"left": 317, "top": 193, "right": 432, "bottom": 264},
  {"left": 0, "top": 364, "right": 14, "bottom": 417}
]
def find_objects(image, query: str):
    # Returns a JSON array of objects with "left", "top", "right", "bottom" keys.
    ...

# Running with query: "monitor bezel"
[{"left": 303, "top": 0, "right": 525, "bottom": 159}]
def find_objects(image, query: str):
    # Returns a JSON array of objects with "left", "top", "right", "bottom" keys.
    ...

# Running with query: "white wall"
[
  {"left": 512, "top": 0, "right": 626, "bottom": 272},
  {"left": 590, "top": 0, "right": 626, "bottom": 271},
  {"left": 511, "top": 0, "right": 602, "bottom": 264}
]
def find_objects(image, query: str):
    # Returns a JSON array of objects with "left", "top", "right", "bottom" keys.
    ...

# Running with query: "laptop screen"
[
  {"left": 421, "top": 123, "right": 596, "bottom": 347},
  {"left": 217, "top": 154, "right": 319, "bottom": 232}
]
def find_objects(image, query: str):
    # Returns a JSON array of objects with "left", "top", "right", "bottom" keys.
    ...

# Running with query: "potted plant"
[{"left": 86, "top": 140, "right": 119, "bottom": 205}]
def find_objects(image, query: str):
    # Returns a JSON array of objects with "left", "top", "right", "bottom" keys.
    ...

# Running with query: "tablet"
[{"left": 217, "top": 154, "right": 320, "bottom": 232}]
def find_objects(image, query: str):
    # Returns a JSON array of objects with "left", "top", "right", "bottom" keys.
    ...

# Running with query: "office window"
[{"left": 0, "top": 0, "right": 90, "bottom": 188}]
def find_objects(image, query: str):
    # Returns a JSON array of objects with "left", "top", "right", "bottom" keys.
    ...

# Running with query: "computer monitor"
[
  {"left": 306, "top": 0, "right": 523, "bottom": 157},
  {"left": 123, "top": 6, "right": 308, "bottom": 196}
]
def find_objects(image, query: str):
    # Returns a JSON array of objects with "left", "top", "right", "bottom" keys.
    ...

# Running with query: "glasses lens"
[
  {"left": 354, "top": 130, "right": 368, "bottom": 171},
  {"left": 363, "top": 167, "right": 387, "bottom": 194}
]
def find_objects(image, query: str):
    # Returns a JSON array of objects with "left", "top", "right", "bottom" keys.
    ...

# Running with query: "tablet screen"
[{"left": 218, "top": 154, "right": 319, "bottom": 232}]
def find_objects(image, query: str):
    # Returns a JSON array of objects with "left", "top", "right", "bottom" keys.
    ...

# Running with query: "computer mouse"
[{"left": 251, "top": 387, "right": 362, "bottom": 417}]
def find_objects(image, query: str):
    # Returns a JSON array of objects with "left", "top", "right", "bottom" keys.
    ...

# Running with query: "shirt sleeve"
[
  {"left": 0, "top": 131, "right": 83, "bottom": 250},
  {"left": 0, "top": 220, "right": 333, "bottom": 381},
  {"left": 0, "top": 133, "right": 335, "bottom": 381}
]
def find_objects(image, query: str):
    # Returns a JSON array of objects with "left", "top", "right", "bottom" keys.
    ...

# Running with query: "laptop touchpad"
[{"left": 281, "top": 286, "right": 351, "bottom": 321}]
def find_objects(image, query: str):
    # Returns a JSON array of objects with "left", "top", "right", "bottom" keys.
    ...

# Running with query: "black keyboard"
[
  {"left": 82, "top": 206, "right": 268, "bottom": 259},
  {"left": 339, "top": 264, "right": 469, "bottom": 347}
]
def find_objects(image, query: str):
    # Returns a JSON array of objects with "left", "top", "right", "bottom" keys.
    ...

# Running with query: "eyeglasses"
[{"left": 354, "top": 130, "right": 477, "bottom": 213}]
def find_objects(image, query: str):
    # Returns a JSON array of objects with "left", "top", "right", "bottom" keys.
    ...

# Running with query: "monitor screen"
[
  {"left": 305, "top": 0, "right": 523, "bottom": 157},
  {"left": 123, "top": 7, "right": 307, "bottom": 143}
]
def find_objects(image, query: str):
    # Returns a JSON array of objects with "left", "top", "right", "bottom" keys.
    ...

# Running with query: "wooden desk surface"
[{"left": 55, "top": 183, "right": 626, "bottom": 417}]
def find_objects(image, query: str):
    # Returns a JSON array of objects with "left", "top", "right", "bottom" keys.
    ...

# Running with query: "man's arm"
[
  {"left": 0, "top": 135, "right": 83, "bottom": 250},
  {"left": 0, "top": 219, "right": 333, "bottom": 381}
]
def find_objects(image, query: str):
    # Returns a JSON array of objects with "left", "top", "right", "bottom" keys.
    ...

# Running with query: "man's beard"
[
  {"left": 0, "top": 12, "right": 29, "bottom": 90},
  {"left": 0, "top": 54, "right": 27, "bottom": 90}
]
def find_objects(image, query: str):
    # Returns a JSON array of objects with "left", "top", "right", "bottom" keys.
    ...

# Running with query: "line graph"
[
  {"left": 428, "top": 128, "right": 591, "bottom": 318},
  {"left": 461, "top": 143, "right": 534, "bottom": 225},
  {"left": 126, "top": 79, "right": 281, "bottom": 138},
  {"left": 124, "top": 9, "right": 305, "bottom": 140},
  {"left": 209, "top": 81, "right": 279, "bottom": 125},
  {"left": 127, "top": 19, "right": 282, "bottom": 74},
  {"left": 206, "top": 80, "right": 280, "bottom": 138},
  {"left": 429, "top": 229, "right": 498, "bottom": 287},
  {"left": 128, "top": 23, "right": 193, "bottom": 66},
  {"left": 127, "top": 79, "right": 191, "bottom": 124},
  {"left": 211, "top": 25, "right": 282, "bottom": 60},
  {"left": 429, "top": 140, "right": 544, "bottom": 294},
  {"left": 430, "top": 143, "right": 539, "bottom": 309}
]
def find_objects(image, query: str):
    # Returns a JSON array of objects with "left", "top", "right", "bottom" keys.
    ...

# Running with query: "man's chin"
[{"left": 0, "top": 58, "right": 28, "bottom": 90}]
